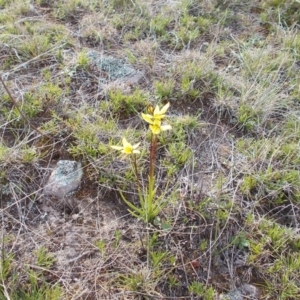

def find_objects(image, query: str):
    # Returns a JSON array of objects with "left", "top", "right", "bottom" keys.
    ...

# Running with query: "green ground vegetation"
[{"left": 1, "top": 0, "right": 300, "bottom": 299}]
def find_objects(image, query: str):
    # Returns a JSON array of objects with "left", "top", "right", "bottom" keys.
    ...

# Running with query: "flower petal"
[
  {"left": 159, "top": 102, "right": 170, "bottom": 115},
  {"left": 152, "top": 119, "right": 161, "bottom": 126},
  {"left": 122, "top": 137, "right": 131, "bottom": 147},
  {"left": 132, "top": 142, "right": 141, "bottom": 149},
  {"left": 111, "top": 145, "right": 123, "bottom": 150},
  {"left": 150, "top": 124, "right": 161, "bottom": 135},
  {"left": 133, "top": 149, "right": 140, "bottom": 154},
  {"left": 154, "top": 114, "right": 165, "bottom": 120},
  {"left": 153, "top": 105, "right": 160, "bottom": 115},
  {"left": 161, "top": 124, "right": 172, "bottom": 131},
  {"left": 142, "top": 113, "right": 154, "bottom": 124}
]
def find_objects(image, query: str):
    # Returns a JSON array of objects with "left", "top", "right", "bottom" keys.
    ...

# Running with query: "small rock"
[
  {"left": 221, "top": 289, "right": 243, "bottom": 300},
  {"left": 43, "top": 160, "right": 83, "bottom": 198},
  {"left": 87, "top": 51, "right": 143, "bottom": 85},
  {"left": 220, "top": 284, "right": 260, "bottom": 300},
  {"left": 239, "top": 283, "right": 260, "bottom": 298}
]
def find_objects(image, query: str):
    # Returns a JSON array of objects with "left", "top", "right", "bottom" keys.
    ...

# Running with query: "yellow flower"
[
  {"left": 141, "top": 102, "right": 170, "bottom": 124},
  {"left": 147, "top": 104, "right": 154, "bottom": 114},
  {"left": 142, "top": 102, "right": 172, "bottom": 135},
  {"left": 153, "top": 102, "right": 170, "bottom": 118},
  {"left": 149, "top": 119, "right": 172, "bottom": 135},
  {"left": 111, "top": 137, "right": 140, "bottom": 155}
]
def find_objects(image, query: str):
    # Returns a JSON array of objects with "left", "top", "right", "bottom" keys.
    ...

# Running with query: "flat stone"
[
  {"left": 43, "top": 160, "right": 83, "bottom": 198},
  {"left": 223, "top": 289, "right": 243, "bottom": 300},
  {"left": 87, "top": 51, "right": 143, "bottom": 84},
  {"left": 220, "top": 283, "right": 260, "bottom": 300}
]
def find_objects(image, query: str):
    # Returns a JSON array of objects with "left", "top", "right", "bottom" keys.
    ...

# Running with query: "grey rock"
[
  {"left": 223, "top": 289, "right": 243, "bottom": 300},
  {"left": 87, "top": 51, "right": 143, "bottom": 84},
  {"left": 221, "top": 284, "right": 260, "bottom": 300},
  {"left": 43, "top": 160, "right": 83, "bottom": 198},
  {"left": 239, "top": 283, "right": 260, "bottom": 298}
]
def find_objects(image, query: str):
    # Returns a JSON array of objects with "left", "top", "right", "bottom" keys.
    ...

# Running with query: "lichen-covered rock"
[
  {"left": 220, "top": 284, "right": 260, "bottom": 300},
  {"left": 87, "top": 51, "right": 143, "bottom": 84},
  {"left": 43, "top": 160, "right": 83, "bottom": 198},
  {"left": 88, "top": 53, "right": 135, "bottom": 80}
]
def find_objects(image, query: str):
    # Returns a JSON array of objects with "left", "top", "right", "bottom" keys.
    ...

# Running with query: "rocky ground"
[{"left": 1, "top": 0, "right": 300, "bottom": 299}]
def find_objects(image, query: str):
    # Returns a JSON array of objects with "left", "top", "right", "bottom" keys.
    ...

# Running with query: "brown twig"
[{"left": 0, "top": 76, "right": 46, "bottom": 137}]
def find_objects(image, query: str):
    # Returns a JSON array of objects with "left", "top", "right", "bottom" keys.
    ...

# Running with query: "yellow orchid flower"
[
  {"left": 111, "top": 137, "right": 140, "bottom": 155},
  {"left": 142, "top": 102, "right": 171, "bottom": 135},
  {"left": 153, "top": 102, "right": 170, "bottom": 118},
  {"left": 149, "top": 119, "right": 172, "bottom": 135},
  {"left": 141, "top": 112, "right": 154, "bottom": 124},
  {"left": 141, "top": 102, "right": 170, "bottom": 124}
]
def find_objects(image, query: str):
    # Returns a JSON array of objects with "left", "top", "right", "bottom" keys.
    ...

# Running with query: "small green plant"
[
  {"left": 14, "top": 268, "right": 63, "bottom": 299},
  {"left": 95, "top": 240, "right": 106, "bottom": 256},
  {"left": 114, "top": 230, "right": 122, "bottom": 248},
  {"left": 0, "top": 246, "right": 62, "bottom": 299},
  {"left": 154, "top": 79, "right": 175, "bottom": 99},
  {"left": 118, "top": 245, "right": 172, "bottom": 295},
  {"left": 108, "top": 88, "right": 148, "bottom": 117},
  {"left": 39, "top": 82, "right": 64, "bottom": 105},
  {"left": 76, "top": 50, "right": 90, "bottom": 70},
  {"left": 110, "top": 0, "right": 135, "bottom": 10},
  {"left": 52, "top": 0, "right": 92, "bottom": 20},
  {"left": 237, "top": 103, "right": 261, "bottom": 132},
  {"left": 231, "top": 232, "right": 250, "bottom": 250},
  {"left": 111, "top": 103, "right": 172, "bottom": 223},
  {"left": 188, "top": 281, "right": 215, "bottom": 299},
  {"left": 246, "top": 217, "right": 300, "bottom": 299},
  {"left": 150, "top": 15, "right": 171, "bottom": 37},
  {"left": 21, "top": 146, "right": 39, "bottom": 163},
  {"left": 168, "top": 141, "right": 193, "bottom": 166},
  {"left": 68, "top": 112, "right": 116, "bottom": 159},
  {"left": 240, "top": 175, "right": 258, "bottom": 195},
  {"left": 118, "top": 266, "right": 159, "bottom": 295},
  {"left": 0, "top": 0, "right": 12, "bottom": 8},
  {"left": 0, "top": 251, "right": 14, "bottom": 283},
  {"left": 1, "top": 91, "right": 43, "bottom": 127},
  {"left": 0, "top": 143, "right": 9, "bottom": 162},
  {"left": 181, "top": 76, "right": 198, "bottom": 96},
  {"left": 34, "top": 246, "right": 56, "bottom": 269}
]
